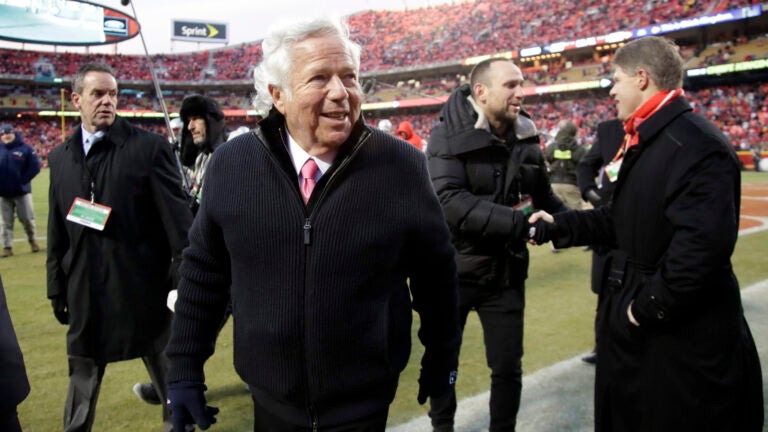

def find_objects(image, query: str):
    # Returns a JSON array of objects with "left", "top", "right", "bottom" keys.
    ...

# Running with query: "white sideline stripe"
[
  {"left": 11, "top": 236, "right": 46, "bottom": 244},
  {"left": 739, "top": 215, "right": 768, "bottom": 236}
]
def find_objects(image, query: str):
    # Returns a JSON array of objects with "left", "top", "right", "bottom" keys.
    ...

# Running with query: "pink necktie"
[{"left": 300, "top": 159, "right": 318, "bottom": 204}]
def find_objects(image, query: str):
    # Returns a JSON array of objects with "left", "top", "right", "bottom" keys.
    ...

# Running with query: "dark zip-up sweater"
[{"left": 166, "top": 110, "right": 460, "bottom": 427}]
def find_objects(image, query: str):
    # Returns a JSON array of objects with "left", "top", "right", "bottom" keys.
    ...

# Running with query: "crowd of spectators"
[
  {"left": 0, "top": 0, "right": 759, "bottom": 83},
  {"left": 349, "top": 0, "right": 751, "bottom": 72},
  {"left": 0, "top": 85, "right": 255, "bottom": 112},
  {"left": 1, "top": 0, "right": 766, "bottom": 162},
  {"left": 366, "top": 82, "right": 768, "bottom": 153},
  {"left": 5, "top": 80, "right": 766, "bottom": 168}
]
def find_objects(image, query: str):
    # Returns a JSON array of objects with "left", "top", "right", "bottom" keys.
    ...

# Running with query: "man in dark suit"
[
  {"left": 0, "top": 274, "right": 29, "bottom": 432},
  {"left": 575, "top": 118, "right": 624, "bottom": 364},
  {"left": 46, "top": 62, "right": 193, "bottom": 432}
]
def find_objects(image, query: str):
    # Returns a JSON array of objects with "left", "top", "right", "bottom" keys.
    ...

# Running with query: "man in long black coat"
[
  {"left": 46, "top": 62, "right": 193, "bottom": 432},
  {"left": 530, "top": 36, "right": 763, "bottom": 432},
  {"left": 575, "top": 118, "right": 624, "bottom": 364}
]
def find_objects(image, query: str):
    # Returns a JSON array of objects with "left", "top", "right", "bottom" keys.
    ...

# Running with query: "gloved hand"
[
  {"left": 417, "top": 368, "right": 457, "bottom": 405},
  {"left": 167, "top": 381, "right": 219, "bottom": 431},
  {"left": 51, "top": 297, "right": 69, "bottom": 325},
  {"left": 584, "top": 188, "right": 602, "bottom": 207},
  {"left": 528, "top": 219, "right": 555, "bottom": 245}
]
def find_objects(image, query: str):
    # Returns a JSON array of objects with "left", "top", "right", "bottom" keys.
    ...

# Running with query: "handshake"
[{"left": 526, "top": 211, "right": 556, "bottom": 245}]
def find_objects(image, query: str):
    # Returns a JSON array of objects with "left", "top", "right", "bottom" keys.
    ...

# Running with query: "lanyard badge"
[
  {"left": 604, "top": 159, "right": 621, "bottom": 183},
  {"left": 605, "top": 134, "right": 631, "bottom": 183},
  {"left": 513, "top": 196, "right": 534, "bottom": 216},
  {"left": 66, "top": 197, "right": 112, "bottom": 231}
]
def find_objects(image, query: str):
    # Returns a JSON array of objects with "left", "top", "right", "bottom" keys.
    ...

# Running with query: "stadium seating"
[{"left": 1, "top": 0, "right": 766, "bottom": 161}]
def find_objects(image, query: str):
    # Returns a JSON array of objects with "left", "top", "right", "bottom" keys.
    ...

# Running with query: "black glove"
[
  {"left": 585, "top": 188, "right": 602, "bottom": 207},
  {"left": 417, "top": 368, "right": 457, "bottom": 405},
  {"left": 529, "top": 219, "right": 555, "bottom": 245},
  {"left": 167, "top": 381, "right": 219, "bottom": 431},
  {"left": 51, "top": 297, "right": 69, "bottom": 325}
]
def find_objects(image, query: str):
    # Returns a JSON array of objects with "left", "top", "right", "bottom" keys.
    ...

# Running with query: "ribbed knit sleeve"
[
  {"left": 166, "top": 143, "right": 234, "bottom": 384},
  {"left": 407, "top": 151, "right": 461, "bottom": 375}
]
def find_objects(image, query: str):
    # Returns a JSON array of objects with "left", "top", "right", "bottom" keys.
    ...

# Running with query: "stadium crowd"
[
  {"left": 0, "top": 0, "right": 766, "bottom": 164},
  {"left": 0, "top": 0, "right": 760, "bottom": 83},
  {"left": 0, "top": 2, "right": 766, "bottom": 430},
  {"left": 367, "top": 82, "right": 768, "bottom": 149},
  {"left": 3, "top": 81, "right": 765, "bottom": 167}
]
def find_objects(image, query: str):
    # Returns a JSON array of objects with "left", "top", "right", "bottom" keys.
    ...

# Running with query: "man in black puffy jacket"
[{"left": 426, "top": 58, "right": 566, "bottom": 432}]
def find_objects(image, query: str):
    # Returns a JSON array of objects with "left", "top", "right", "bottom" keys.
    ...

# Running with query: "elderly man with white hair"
[{"left": 165, "top": 16, "right": 461, "bottom": 431}]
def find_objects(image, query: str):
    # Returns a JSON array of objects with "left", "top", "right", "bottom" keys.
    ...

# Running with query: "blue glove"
[{"left": 167, "top": 381, "right": 219, "bottom": 431}]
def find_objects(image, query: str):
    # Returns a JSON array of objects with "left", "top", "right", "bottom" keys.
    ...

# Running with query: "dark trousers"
[
  {"left": 251, "top": 395, "right": 388, "bottom": 431},
  {"left": 430, "top": 284, "right": 524, "bottom": 432},
  {"left": 63, "top": 352, "right": 170, "bottom": 432},
  {"left": 0, "top": 408, "right": 22, "bottom": 432}
]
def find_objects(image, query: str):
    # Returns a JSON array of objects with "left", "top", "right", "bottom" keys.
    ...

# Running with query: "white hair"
[{"left": 252, "top": 16, "right": 362, "bottom": 113}]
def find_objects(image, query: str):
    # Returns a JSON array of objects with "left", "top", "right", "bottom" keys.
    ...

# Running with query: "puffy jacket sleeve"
[{"left": 427, "top": 125, "right": 529, "bottom": 240}]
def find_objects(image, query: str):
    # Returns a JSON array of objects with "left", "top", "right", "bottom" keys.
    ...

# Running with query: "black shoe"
[
  {"left": 581, "top": 351, "right": 597, "bottom": 365},
  {"left": 133, "top": 382, "right": 162, "bottom": 405}
]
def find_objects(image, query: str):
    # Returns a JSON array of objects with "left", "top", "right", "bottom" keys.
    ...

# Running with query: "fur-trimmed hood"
[
  {"left": 440, "top": 83, "right": 538, "bottom": 141},
  {"left": 179, "top": 95, "right": 226, "bottom": 166}
]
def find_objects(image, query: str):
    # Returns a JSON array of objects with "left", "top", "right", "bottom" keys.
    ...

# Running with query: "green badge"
[{"left": 66, "top": 197, "right": 112, "bottom": 231}]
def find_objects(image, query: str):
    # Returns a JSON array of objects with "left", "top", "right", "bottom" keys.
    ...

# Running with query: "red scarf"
[{"left": 619, "top": 88, "right": 684, "bottom": 157}]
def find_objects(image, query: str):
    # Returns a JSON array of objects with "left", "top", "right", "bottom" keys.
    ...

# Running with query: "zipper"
[
  {"left": 304, "top": 218, "right": 312, "bottom": 245},
  {"left": 300, "top": 129, "right": 371, "bottom": 245},
  {"left": 310, "top": 406, "right": 319, "bottom": 432},
  {"left": 255, "top": 125, "right": 371, "bottom": 424}
]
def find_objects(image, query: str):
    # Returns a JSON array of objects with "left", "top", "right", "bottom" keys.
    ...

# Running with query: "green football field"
[{"left": 3, "top": 170, "right": 767, "bottom": 431}]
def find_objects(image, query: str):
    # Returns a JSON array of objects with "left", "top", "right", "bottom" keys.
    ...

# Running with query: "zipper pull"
[
  {"left": 309, "top": 406, "right": 319, "bottom": 432},
  {"left": 304, "top": 218, "right": 312, "bottom": 245}
]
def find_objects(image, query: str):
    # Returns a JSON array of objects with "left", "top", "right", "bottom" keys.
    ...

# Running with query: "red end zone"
[{"left": 740, "top": 184, "right": 768, "bottom": 231}]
